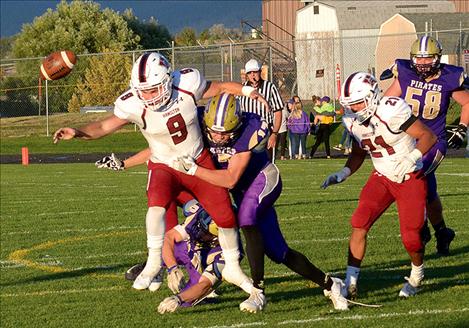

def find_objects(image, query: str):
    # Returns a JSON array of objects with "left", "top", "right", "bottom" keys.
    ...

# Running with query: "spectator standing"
[
  {"left": 310, "top": 96, "right": 335, "bottom": 158},
  {"left": 287, "top": 99, "right": 310, "bottom": 159},
  {"left": 275, "top": 99, "right": 291, "bottom": 160},
  {"left": 238, "top": 59, "right": 284, "bottom": 159}
]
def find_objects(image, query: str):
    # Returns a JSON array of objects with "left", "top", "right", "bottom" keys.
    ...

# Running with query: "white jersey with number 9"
[{"left": 114, "top": 68, "right": 207, "bottom": 165}]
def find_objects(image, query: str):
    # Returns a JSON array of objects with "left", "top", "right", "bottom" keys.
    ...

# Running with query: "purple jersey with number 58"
[{"left": 391, "top": 59, "right": 465, "bottom": 140}]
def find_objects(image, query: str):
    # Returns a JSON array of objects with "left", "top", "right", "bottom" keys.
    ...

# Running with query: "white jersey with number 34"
[
  {"left": 113, "top": 68, "right": 207, "bottom": 164},
  {"left": 342, "top": 96, "right": 422, "bottom": 182}
]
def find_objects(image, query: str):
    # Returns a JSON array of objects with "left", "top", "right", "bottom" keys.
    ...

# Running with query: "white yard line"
[
  {"left": 1, "top": 286, "right": 125, "bottom": 297},
  {"left": 200, "top": 308, "right": 469, "bottom": 328},
  {"left": 4, "top": 225, "right": 142, "bottom": 235}
]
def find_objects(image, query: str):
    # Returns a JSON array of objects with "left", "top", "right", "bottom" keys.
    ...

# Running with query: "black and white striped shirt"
[{"left": 238, "top": 79, "right": 284, "bottom": 126}]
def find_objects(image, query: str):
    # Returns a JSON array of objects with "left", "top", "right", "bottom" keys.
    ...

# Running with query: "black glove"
[
  {"left": 446, "top": 124, "right": 467, "bottom": 149},
  {"left": 95, "top": 153, "right": 125, "bottom": 171}
]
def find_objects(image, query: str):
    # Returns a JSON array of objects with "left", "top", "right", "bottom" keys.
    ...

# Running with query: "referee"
[{"left": 238, "top": 59, "right": 284, "bottom": 158}]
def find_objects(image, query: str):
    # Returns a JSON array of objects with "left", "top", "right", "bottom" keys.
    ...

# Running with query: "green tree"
[
  {"left": 12, "top": 0, "right": 138, "bottom": 59},
  {"left": 67, "top": 49, "right": 132, "bottom": 113},
  {"left": 10, "top": 0, "right": 139, "bottom": 114},
  {"left": 0, "top": 36, "right": 16, "bottom": 60},
  {"left": 123, "top": 9, "right": 172, "bottom": 50},
  {"left": 175, "top": 27, "right": 197, "bottom": 46}
]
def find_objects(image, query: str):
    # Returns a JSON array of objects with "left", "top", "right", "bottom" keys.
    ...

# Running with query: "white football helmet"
[
  {"left": 130, "top": 52, "right": 172, "bottom": 111},
  {"left": 340, "top": 72, "right": 380, "bottom": 124}
]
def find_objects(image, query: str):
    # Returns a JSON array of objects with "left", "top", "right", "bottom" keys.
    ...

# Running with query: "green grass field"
[{"left": 1, "top": 158, "right": 468, "bottom": 328}]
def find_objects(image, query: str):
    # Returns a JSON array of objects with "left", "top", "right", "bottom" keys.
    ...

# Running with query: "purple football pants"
[{"left": 233, "top": 164, "right": 289, "bottom": 263}]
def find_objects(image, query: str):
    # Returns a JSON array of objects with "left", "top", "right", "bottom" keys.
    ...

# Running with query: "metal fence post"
[
  {"left": 220, "top": 46, "right": 224, "bottom": 81},
  {"left": 229, "top": 42, "right": 233, "bottom": 81},
  {"left": 45, "top": 79, "right": 49, "bottom": 136},
  {"left": 172, "top": 41, "right": 175, "bottom": 68},
  {"left": 269, "top": 45, "right": 273, "bottom": 82}
]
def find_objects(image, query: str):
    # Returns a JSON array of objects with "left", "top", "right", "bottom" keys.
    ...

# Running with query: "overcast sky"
[{"left": 0, "top": 0, "right": 262, "bottom": 38}]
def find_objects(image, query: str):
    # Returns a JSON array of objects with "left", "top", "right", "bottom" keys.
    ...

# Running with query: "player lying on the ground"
[
  {"left": 322, "top": 72, "right": 437, "bottom": 299},
  {"left": 123, "top": 199, "right": 228, "bottom": 313},
  {"left": 171, "top": 93, "right": 349, "bottom": 311},
  {"left": 381, "top": 36, "right": 469, "bottom": 255},
  {"left": 157, "top": 200, "right": 227, "bottom": 313}
]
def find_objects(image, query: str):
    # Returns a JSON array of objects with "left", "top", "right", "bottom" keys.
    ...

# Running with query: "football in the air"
[{"left": 39, "top": 50, "right": 77, "bottom": 81}]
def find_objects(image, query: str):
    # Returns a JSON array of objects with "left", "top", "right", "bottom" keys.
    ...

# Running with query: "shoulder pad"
[
  {"left": 172, "top": 68, "right": 207, "bottom": 99},
  {"left": 377, "top": 96, "right": 412, "bottom": 131}
]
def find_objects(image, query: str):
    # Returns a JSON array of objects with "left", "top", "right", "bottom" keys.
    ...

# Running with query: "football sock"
[
  {"left": 218, "top": 227, "right": 252, "bottom": 293},
  {"left": 142, "top": 206, "right": 166, "bottom": 276},
  {"left": 432, "top": 220, "right": 446, "bottom": 233},
  {"left": 345, "top": 265, "right": 360, "bottom": 287},
  {"left": 283, "top": 248, "right": 328, "bottom": 288},
  {"left": 409, "top": 262, "right": 424, "bottom": 285},
  {"left": 242, "top": 226, "right": 265, "bottom": 290}
]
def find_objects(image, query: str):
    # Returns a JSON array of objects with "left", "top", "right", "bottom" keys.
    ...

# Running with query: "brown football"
[{"left": 39, "top": 50, "right": 77, "bottom": 80}]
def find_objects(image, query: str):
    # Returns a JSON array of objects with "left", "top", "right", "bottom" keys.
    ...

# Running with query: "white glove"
[
  {"left": 321, "top": 167, "right": 351, "bottom": 189},
  {"left": 170, "top": 155, "right": 198, "bottom": 175},
  {"left": 157, "top": 295, "right": 181, "bottom": 314},
  {"left": 95, "top": 153, "right": 124, "bottom": 171},
  {"left": 393, "top": 149, "right": 422, "bottom": 183},
  {"left": 167, "top": 266, "right": 185, "bottom": 294}
]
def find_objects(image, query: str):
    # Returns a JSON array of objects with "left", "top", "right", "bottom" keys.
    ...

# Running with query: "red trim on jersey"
[{"left": 173, "top": 85, "right": 197, "bottom": 104}]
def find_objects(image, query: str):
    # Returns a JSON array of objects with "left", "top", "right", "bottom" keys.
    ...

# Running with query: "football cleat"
[
  {"left": 239, "top": 287, "right": 266, "bottom": 313},
  {"left": 435, "top": 227, "right": 455, "bottom": 256},
  {"left": 132, "top": 274, "right": 153, "bottom": 290},
  {"left": 347, "top": 283, "right": 358, "bottom": 300},
  {"left": 399, "top": 276, "right": 420, "bottom": 298},
  {"left": 148, "top": 267, "right": 165, "bottom": 292},
  {"left": 324, "top": 277, "right": 349, "bottom": 311},
  {"left": 125, "top": 262, "right": 146, "bottom": 281}
]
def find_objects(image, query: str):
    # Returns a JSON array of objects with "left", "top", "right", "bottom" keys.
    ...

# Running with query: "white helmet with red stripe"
[
  {"left": 130, "top": 52, "right": 172, "bottom": 111},
  {"left": 340, "top": 72, "right": 380, "bottom": 124}
]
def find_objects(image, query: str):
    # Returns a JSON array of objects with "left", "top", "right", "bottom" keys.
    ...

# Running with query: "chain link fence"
[{"left": 1, "top": 28, "right": 467, "bottom": 135}]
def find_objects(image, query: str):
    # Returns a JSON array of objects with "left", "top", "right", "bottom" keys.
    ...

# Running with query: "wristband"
[
  {"left": 242, "top": 86, "right": 255, "bottom": 97},
  {"left": 167, "top": 265, "right": 177, "bottom": 273}
]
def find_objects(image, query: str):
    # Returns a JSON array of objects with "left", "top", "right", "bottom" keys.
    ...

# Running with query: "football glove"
[
  {"left": 167, "top": 265, "right": 185, "bottom": 294},
  {"left": 446, "top": 124, "right": 467, "bottom": 149},
  {"left": 393, "top": 149, "right": 422, "bottom": 183},
  {"left": 321, "top": 167, "right": 351, "bottom": 189},
  {"left": 170, "top": 155, "right": 198, "bottom": 175},
  {"left": 157, "top": 295, "right": 181, "bottom": 314},
  {"left": 95, "top": 153, "right": 125, "bottom": 171}
]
